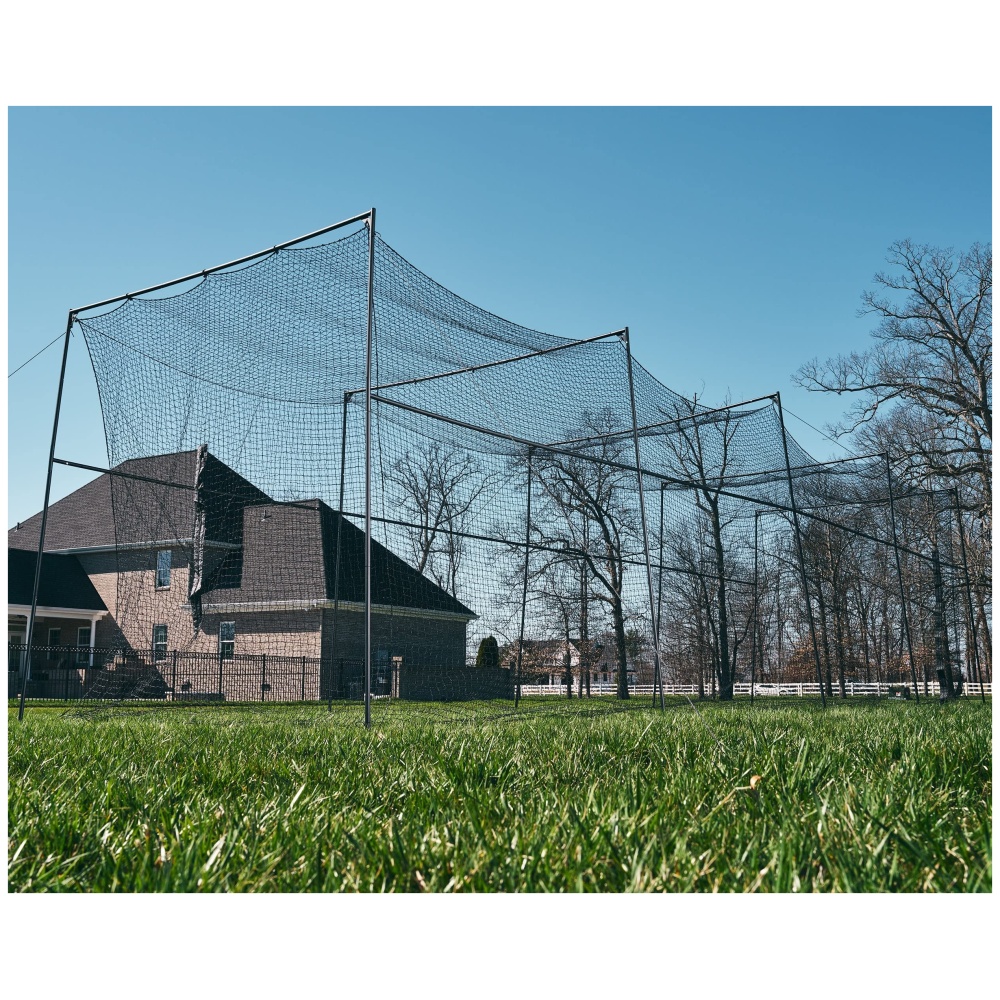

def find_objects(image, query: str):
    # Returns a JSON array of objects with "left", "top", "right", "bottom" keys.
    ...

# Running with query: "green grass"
[{"left": 7, "top": 698, "right": 991, "bottom": 891}]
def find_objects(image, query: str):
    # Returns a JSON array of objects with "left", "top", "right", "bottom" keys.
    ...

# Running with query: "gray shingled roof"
[
  {"left": 8, "top": 448, "right": 270, "bottom": 551},
  {"left": 8, "top": 548, "right": 107, "bottom": 611},
  {"left": 202, "top": 499, "right": 476, "bottom": 618},
  {"left": 9, "top": 450, "right": 475, "bottom": 619}
]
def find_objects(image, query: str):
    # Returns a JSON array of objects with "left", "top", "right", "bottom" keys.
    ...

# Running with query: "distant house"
[
  {"left": 502, "top": 636, "right": 649, "bottom": 687},
  {"left": 8, "top": 446, "right": 477, "bottom": 699}
]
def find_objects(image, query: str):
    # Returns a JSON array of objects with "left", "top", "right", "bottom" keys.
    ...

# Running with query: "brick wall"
[{"left": 320, "top": 606, "right": 468, "bottom": 668}]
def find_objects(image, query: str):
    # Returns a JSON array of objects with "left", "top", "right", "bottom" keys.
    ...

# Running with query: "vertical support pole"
[
  {"left": 655, "top": 484, "right": 665, "bottom": 707},
  {"left": 364, "top": 207, "right": 376, "bottom": 730},
  {"left": 19, "top": 311, "right": 75, "bottom": 722},
  {"left": 751, "top": 510, "right": 759, "bottom": 705},
  {"left": 171, "top": 650, "right": 178, "bottom": 701},
  {"left": 953, "top": 490, "right": 985, "bottom": 703},
  {"left": 514, "top": 447, "right": 534, "bottom": 708},
  {"left": 328, "top": 391, "right": 351, "bottom": 711},
  {"left": 582, "top": 508, "right": 591, "bottom": 699},
  {"left": 774, "top": 392, "right": 826, "bottom": 708},
  {"left": 261, "top": 653, "right": 267, "bottom": 703},
  {"left": 302, "top": 656, "right": 307, "bottom": 702},
  {"left": 885, "top": 453, "right": 920, "bottom": 702},
  {"left": 776, "top": 560, "right": 783, "bottom": 685},
  {"left": 622, "top": 329, "right": 664, "bottom": 711}
]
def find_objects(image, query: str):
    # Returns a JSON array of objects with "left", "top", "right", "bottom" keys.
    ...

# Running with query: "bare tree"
[
  {"left": 656, "top": 397, "right": 743, "bottom": 700},
  {"left": 529, "top": 410, "right": 639, "bottom": 699},
  {"left": 387, "top": 441, "right": 497, "bottom": 598},
  {"left": 796, "top": 240, "right": 992, "bottom": 520}
]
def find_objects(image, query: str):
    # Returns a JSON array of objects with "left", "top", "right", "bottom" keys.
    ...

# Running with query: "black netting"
[{"left": 12, "top": 221, "right": 985, "bottom": 720}]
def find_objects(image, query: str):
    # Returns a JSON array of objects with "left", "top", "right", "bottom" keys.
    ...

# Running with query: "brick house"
[
  {"left": 8, "top": 548, "right": 109, "bottom": 676},
  {"left": 8, "top": 446, "right": 478, "bottom": 700}
]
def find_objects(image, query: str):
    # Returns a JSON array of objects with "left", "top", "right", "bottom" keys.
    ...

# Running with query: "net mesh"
[{"left": 10, "top": 222, "right": 984, "bottom": 721}]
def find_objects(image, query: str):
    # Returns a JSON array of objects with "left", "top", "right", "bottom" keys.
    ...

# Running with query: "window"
[
  {"left": 219, "top": 622, "right": 235, "bottom": 660},
  {"left": 76, "top": 626, "right": 91, "bottom": 665},
  {"left": 155, "top": 549, "right": 172, "bottom": 588},
  {"left": 48, "top": 628, "right": 61, "bottom": 647},
  {"left": 152, "top": 624, "right": 168, "bottom": 662}
]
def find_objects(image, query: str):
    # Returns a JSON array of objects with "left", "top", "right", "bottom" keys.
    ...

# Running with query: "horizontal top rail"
[{"left": 72, "top": 211, "right": 373, "bottom": 315}]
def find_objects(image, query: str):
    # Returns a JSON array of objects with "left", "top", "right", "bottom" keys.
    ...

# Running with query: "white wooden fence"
[{"left": 517, "top": 681, "right": 991, "bottom": 698}]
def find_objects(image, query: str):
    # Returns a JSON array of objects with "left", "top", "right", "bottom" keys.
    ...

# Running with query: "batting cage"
[{"left": 11, "top": 212, "right": 987, "bottom": 723}]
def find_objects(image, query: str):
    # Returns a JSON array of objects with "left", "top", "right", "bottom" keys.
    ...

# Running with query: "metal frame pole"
[
  {"left": 622, "top": 329, "right": 664, "bottom": 711},
  {"left": 364, "top": 208, "right": 376, "bottom": 730},
  {"left": 751, "top": 510, "right": 760, "bottom": 705},
  {"left": 354, "top": 329, "right": 626, "bottom": 398},
  {"left": 774, "top": 393, "right": 826, "bottom": 708},
  {"left": 19, "top": 312, "right": 75, "bottom": 721},
  {"left": 514, "top": 447, "right": 534, "bottom": 708},
  {"left": 656, "top": 484, "right": 666, "bottom": 706},
  {"left": 71, "top": 211, "right": 374, "bottom": 315},
  {"left": 885, "top": 453, "right": 920, "bottom": 701},
  {"left": 328, "top": 391, "right": 351, "bottom": 711},
  {"left": 368, "top": 396, "right": 957, "bottom": 569},
  {"left": 953, "top": 489, "right": 985, "bottom": 703}
]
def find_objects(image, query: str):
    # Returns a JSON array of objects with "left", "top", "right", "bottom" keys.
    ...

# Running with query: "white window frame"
[
  {"left": 76, "top": 626, "right": 91, "bottom": 664},
  {"left": 155, "top": 549, "right": 172, "bottom": 589},
  {"left": 152, "top": 624, "right": 168, "bottom": 662},
  {"left": 48, "top": 627, "right": 62, "bottom": 647},
  {"left": 219, "top": 621, "right": 235, "bottom": 660}
]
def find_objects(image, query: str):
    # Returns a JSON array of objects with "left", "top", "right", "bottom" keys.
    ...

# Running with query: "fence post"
[
  {"left": 218, "top": 652, "right": 224, "bottom": 701},
  {"left": 301, "top": 656, "right": 307, "bottom": 701},
  {"left": 261, "top": 653, "right": 267, "bottom": 702},
  {"left": 171, "top": 650, "right": 177, "bottom": 702}
]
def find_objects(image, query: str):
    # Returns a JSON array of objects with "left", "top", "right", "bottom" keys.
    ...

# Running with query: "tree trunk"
[
  {"left": 932, "top": 546, "right": 958, "bottom": 701},
  {"left": 974, "top": 588, "right": 992, "bottom": 682},
  {"left": 613, "top": 598, "right": 629, "bottom": 699},
  {"left": 832, "top": 597, "right": 847, "bottom": 698},
  {"left": 709, "top": 503, "right": 733, "bottom": 700},
  {"left": 815, "top": 580, "right": 834, "bottom": 698},
  {"left": 827, "top": 529, "right": 847, "bottom": 698}
]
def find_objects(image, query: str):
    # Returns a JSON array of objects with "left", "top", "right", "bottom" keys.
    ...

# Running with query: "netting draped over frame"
[
  {"left": 33, "top": 221, "right": 974, "bottom": 715},
  {"left": 78, "top": 230, "right": 703, "bottom": 480}
]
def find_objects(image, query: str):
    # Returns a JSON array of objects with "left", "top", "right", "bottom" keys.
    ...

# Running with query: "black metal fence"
[{"left": 7, "top": 644, "right": 515, "bottom": 704}]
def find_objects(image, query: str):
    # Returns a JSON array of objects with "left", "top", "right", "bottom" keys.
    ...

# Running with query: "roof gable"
[
  {"left": 318, "top": 502, "right": 476, "bottom": 617},
  {"left": 8, "top": 448, "right": 271, "bottom": 552},
  {"left": 202, "top": 499, "right": 476, "bottom": 617}
]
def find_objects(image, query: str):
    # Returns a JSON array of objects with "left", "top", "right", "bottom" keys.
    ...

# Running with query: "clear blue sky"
[{"left": 6, "top": 106, "right": 992, "bottom": 527}]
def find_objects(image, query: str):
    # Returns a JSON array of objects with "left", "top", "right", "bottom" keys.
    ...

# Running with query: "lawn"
[{"left": 7, "top": 698, "right": 992, "bottom": 891}]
